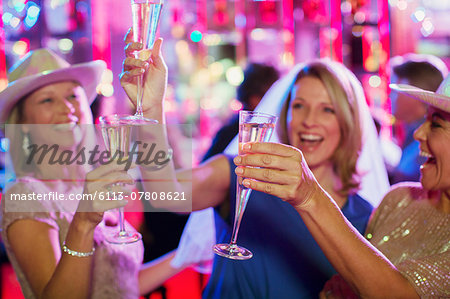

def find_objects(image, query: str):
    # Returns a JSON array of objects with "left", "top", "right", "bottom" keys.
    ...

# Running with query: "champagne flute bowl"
[
  {"left": 213, "top": 111, "right": 277, "bottom": 260},
  {"left": 125, "top": 0, "right": 164, "bottom": 124},
  {"left": 99, "top": 114, "right": 155, "bottom": 244}
]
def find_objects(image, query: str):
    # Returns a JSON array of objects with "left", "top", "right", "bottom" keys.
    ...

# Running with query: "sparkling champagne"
[
  {"left": 101, "top": 125, "right": 132, "bottom": 160},
  {"left": 214, "top": 111, "right": 277, "bottom": 260},
  {"left": 132, "top": 0, "right": 163, "bottom": 51},
  {"left": 239, "top": 123, "right": 275, "bottom": 149},
  {"left": 236, "top": 122, "right": 275, "bottom": 217}
]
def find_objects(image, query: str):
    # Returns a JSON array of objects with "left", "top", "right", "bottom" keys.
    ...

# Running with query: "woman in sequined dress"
[{"left": 235, "top": 75, "right": 450, "bottom": 297}]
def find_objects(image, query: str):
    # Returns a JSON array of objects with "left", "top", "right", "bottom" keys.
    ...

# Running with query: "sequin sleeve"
[
  {"left": 397, "top": 251, "right": 450, "bottom": 297},
  {"left": 365, "top": 186, "right": 399, "bottom": 236},
  {"left": 365, "top": 183, "right": 422, "bottom": 238}
]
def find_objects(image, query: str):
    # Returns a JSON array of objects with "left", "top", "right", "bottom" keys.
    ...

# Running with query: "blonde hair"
[
  {"left": 6, "top": 98, "right": 33, "bottom": 176},
  {"left": 278, "top": 61, "right": 362, "bottom": 196}
]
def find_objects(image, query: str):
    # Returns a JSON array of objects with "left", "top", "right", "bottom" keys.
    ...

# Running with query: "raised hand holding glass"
[{"left": 213, "top": 111, "right": 277, "bottom": 260}]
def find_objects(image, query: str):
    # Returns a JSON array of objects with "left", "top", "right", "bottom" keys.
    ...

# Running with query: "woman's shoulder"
[
  {"left": 2, "top": 177, "right": 64, "bottom": 231},
  {"left": 384, "top": 182, "right": 428, "bottom": 205}
]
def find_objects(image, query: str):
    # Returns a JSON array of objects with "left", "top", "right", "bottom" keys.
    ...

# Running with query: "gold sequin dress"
[{"left": 365, "top": 182, "right": 450, "bottom": 297}]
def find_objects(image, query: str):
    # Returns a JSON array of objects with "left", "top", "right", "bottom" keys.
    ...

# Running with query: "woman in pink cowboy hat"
[
  {"left": 0, "top": 40, "right": 187, "bottom": 298},
  {"left": 233, "top": 74, "right": 450, "bottom": 297}
]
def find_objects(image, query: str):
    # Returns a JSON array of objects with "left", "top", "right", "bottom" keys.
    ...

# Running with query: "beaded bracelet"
[{"left": 62, "top": 242, "right": 95, "bottom": 258}]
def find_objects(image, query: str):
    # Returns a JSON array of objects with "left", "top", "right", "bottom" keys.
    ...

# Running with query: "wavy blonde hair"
[{"left": 278, "top": 61, "right": 363, "bottom": 196}]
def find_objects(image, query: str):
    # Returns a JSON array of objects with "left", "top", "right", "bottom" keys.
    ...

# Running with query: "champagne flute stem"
[
  {"left": 118, "top": 206, "right": 126, "bottom": 234},
  {"left": 230, "top": 187, "right": 253, "bottom": 246},
  {"left": 135, "top": 73, "right": 145, "bottom": 117}
]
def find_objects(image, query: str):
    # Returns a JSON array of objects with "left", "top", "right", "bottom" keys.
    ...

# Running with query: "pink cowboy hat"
[
  {"left": 0, "top": 48, "right": 106, "bottom": 123},
  {"left": 390, "top": 73, "right": 450, "bottom": 113}
]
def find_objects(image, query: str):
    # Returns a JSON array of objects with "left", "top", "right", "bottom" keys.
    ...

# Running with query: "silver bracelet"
[{"left": 62, "top": 242, "right": 95, "bottom": 258}]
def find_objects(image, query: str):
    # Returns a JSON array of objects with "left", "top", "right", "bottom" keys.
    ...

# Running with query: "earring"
[{"left": 22, "top": 133, "right": 31, "bottom": 156}]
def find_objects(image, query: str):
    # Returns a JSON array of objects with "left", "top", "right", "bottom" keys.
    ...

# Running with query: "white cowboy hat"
[
  {"left": 0, "top": 48, "right": 106, "bottom": 123},
  {"left": 390, "top": 73, "right": 450, "bottom": 113}
]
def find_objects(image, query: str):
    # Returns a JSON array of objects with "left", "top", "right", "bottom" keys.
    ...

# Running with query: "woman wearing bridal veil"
[{"left": 171, "top": 60, "right": 389, "bottom": 298}]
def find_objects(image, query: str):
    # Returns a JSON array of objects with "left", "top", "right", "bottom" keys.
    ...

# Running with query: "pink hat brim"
[
  {"left": 0, "top": 60, "right": 106, "bottom": 123},
  {"left": 390, "top": 83, "right": 450, "bottom": 113}
]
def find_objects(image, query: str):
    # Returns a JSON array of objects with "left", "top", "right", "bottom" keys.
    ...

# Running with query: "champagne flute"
[
  {"left": 214, "top": 111, "right": 277, "bottom": 260},
  {"left": 123, "top": 0, "right": 164, "bottom": 124},
  {"left": 99, "top": 114, "right": 155, "bottom": 244}
]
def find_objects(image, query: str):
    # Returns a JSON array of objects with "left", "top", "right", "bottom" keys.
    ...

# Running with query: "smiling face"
[
  {"left": 287, "top": 76, "right": 341, "bottom": 169},
  {"left": 20, "top": 81, "right": 92, "bottom": 148},
  {"left": 21, "top": 81, "right": 92, "bottom": 125},
  {"left": 414, "top": 106, "right": 450, "bottom": 192}
]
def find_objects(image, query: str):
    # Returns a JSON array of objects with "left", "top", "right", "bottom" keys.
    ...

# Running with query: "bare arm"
[
  {"left": 138, "top": 251, "right": 181, "bottom": 295},
  {"left": 183, "top": 154, "right": 232, "bottom": 211},
  {"left": 236, "top": 142, "right": 419, "bottom": 299},
  {"left": 8, "top": 216, "right": 96, "bottom": 299}
]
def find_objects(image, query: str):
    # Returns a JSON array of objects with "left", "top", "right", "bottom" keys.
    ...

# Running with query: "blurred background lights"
[
  {"left": 9, "top": 16, "right": 20, "bottom": 28},
  {"left": 0, "top": 79, "right": 8, "bottom": 92},
  {"left": 225, "top": 66, "right": 244, "bottom": 86},
  {"left": 388, "top": 0, "right": 398, "bottom": 7},
  {"left": 190, "top": 30, "right": 203, "bottom": 43},
  {"left": 98, "top": 84, "right": 114, "bottom": 97},
  {"left": 14, "top": 1, "right": 26, "bottom": 13},
  {"left": 58, "top": 38, "right": 73, "bottom": 53},
  {"left": 209, "top": 61, "right": 224, "bottom": 78},
  {"left": 12, "top": 40, "right": 28, "bottom": 56},
  {"left": 50, "top": 0, "right": 70, "bottom": 10},
  {"left": 250, "top": 28, "right": 266, "bottom": 41},
  {"left": 191, "top": 69, "right": 211, "bottom": 86},
  {"left": 203, "top": 34, "right": 221, "bottom": 46},
  {"left": 281, "top": 52, "right": 295, "bottom": 67},
  {"left": 0, "top": 138, "right": 10, "bottom": 152},
  {"left": 282, "top": 30, "right": 294, "bottom": 43},
  {"left": 352, "top": 25, "right": 363, "bottom": 37},
  {"left": 96, "top": 69, "right": 114, "bottom": 97},
  {"left": 219, "top": 58, "right": 235, "bottom": 70},
  {"left": 175, "top": 40, "right": 189, "bottom": 55},
  {"left": 412, "top": 7, "right": 426, "bottom": 23},
  {"left": 24, "top": 2, "right": 41, "bottom": 29},
  {"left": 101, "top": 69, "right": 114, "bottom": 83},
  {"left": 341, "top": 1, "right": 352, "bottom": 14},
  {"left": 171, "top": 25, "right": 185, "bottom": 39},
  {"left": 229, "top": 99, "right": 243, "bottom": 112},
  {"left": 235, "top": 13, "right": 246, "bottom": 28},
  {"left": 397, "top": 0, "right": 407, "bottom": 10},
  {"left": 200, "top": 97, "right": 221, "bottom": 110},
  {"left": 2, "top": 12, "right": 13, "bottom": 25},
  {"left": 421, "top": 17, "right": 434, "bottom": 36},
  {"left": 27, "top": 3, "right": 40, "bottom": 18},
  {"left": 369, "top": 75, "right": 382, "bottom": 88},
  {"left": 422, "top": 18, "right": 433, "bottom": 31},
  {"left": 24, "top": 14, "right": 39, "bottom": 29},
  {"left": 354, "top": 11, "right": 366, "bottom": 24}
]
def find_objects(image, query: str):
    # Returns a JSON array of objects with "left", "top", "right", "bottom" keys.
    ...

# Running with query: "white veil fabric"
[{"left": 173, "top": 61, "right": 390, "bottom": 273}]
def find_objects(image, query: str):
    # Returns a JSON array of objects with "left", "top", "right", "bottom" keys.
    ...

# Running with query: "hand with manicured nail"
[
  {"left": 76, "top": 162, "right": 134, "bottom": 229},
  {"left": 120, "top": 28, "right": 168, "bottom": 121},
  {"left": 233, "top": 141, "right": 321, "bottom": 211}
]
